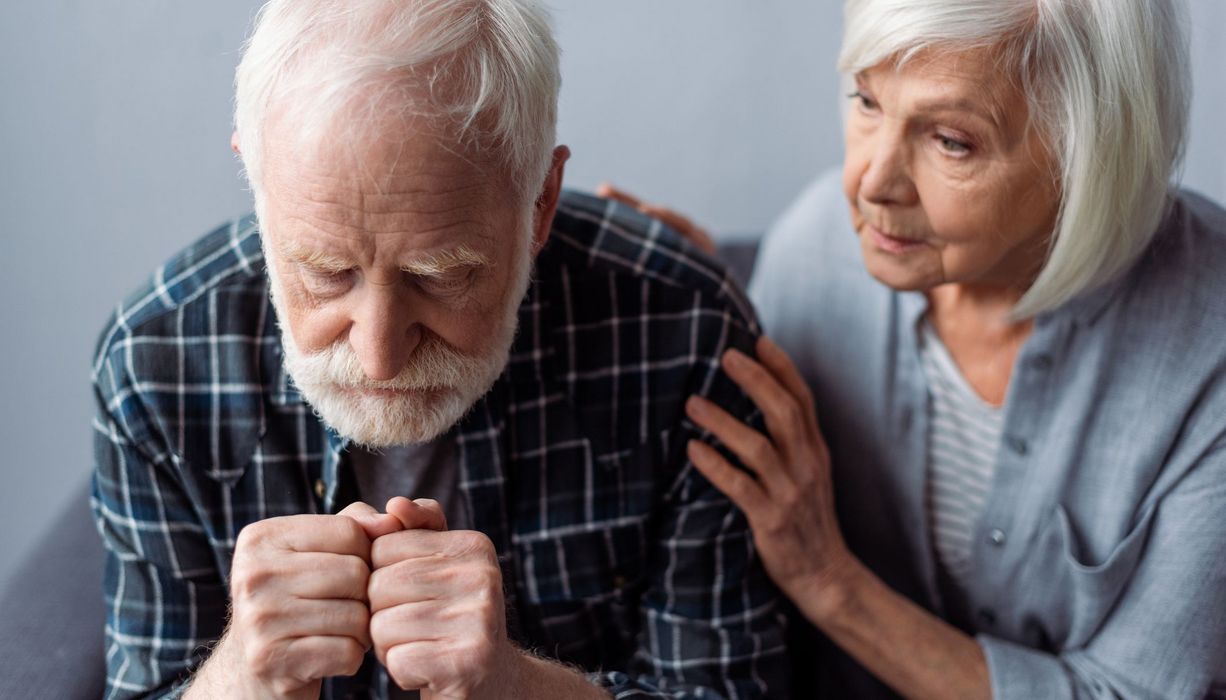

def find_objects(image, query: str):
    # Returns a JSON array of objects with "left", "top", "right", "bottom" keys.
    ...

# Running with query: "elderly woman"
[{"left": 606, "top": 0, "right": 1226, "bottom": 697}]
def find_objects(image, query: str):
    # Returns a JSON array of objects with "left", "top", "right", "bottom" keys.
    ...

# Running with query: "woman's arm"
[
  {"left": 686, "top": 336, "right": 1226, "bottom": 700},
  {"left": 685, "top": 338, "right": 991, "bottom": 700}
]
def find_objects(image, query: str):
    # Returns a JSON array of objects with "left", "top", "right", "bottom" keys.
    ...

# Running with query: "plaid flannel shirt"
[{"left": 92, "top": 191, "right": 790, "bottom": 699}]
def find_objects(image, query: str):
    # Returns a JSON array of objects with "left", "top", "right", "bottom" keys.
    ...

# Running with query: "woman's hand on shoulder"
[
  {"left": 685, "top": 336, "right": 859, "bottom": 622},
  {"left": 596, "top": 183, "right": 718, "bottom": 255}
]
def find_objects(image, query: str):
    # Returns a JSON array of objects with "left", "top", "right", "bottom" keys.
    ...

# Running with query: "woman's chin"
[{"left": 859, "top": 242, "right": 941, "bottom": 292}]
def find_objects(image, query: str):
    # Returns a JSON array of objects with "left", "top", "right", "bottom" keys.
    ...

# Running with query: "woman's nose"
[{"left": 858, "top": 127, "right": 917, "bottom": 207}]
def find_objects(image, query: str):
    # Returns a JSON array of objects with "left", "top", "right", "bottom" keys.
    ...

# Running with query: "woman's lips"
[{"left": 866, "top": 224, "right": 927, "bottom": 254}]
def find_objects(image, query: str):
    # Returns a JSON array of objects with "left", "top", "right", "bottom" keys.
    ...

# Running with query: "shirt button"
[
  {"left": 989, "top": 529, "right": 1006, "bottom": 546},
  {"left": 313, "top": 478, "right": 326, "bottom": 499},
  {"left": 978, "top": 608, "right": 997, "bottom": 627},
  {"left": 1006, "top": 435, "right": 1029, "bottom": 456}
]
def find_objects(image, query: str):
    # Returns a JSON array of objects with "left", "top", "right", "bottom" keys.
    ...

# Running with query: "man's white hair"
[
  {"left": 234, "top": 0, "right": 560, "bottom": 208},
  {"left": 840, "top": 0, "right": 1191, "bottom": 317}
]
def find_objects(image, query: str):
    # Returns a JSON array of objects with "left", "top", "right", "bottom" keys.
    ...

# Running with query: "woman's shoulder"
[
  {"left": 1157, "top": 188, "right": 1226, "bottom": 275},
  {"left": 1118, "top": 189, "right": 1226, "bottom": 326}
]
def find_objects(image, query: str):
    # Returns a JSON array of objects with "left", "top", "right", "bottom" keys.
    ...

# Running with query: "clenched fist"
[
  {"left": 369, "top": 498, "right": 513, "bottom": 699},
  {"left": 185, "top": 502, "right": 403, "bottom": 699}
]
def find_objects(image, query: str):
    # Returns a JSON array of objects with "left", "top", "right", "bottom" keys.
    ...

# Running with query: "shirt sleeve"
[
  {"left": 92, "top": 342, "right": 229, "bottom": 699},
  {"left": 978, "top": 438, "right": 1226, "bottom": 700},
  {"left": 588, "top": 303, "right": 792, "bottom": 699}
]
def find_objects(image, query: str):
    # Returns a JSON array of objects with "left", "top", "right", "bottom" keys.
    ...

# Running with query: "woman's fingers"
[
  {"left": 756, "top": 336, "right": 819, "bottom": 431},
  {"left": 595, "top": 182, "right": 643, "bottom": 208},
  {"left": 639, "top": 205, "right": 718, "bottom": 255},
  {"left": 721, "top": 348, "right": 814, "bottom": 467},
  {"left": 686, "top": 395, "right": 795, "bottom": 497},
  {"left": 686, "top": 439, "right": 769, "bottom": 517},
  {"left": 596, "top": 183, "right": 717, "bottom": 255}
]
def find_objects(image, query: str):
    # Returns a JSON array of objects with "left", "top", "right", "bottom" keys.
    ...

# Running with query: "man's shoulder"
[
  {"left": 94, "top": 216, "right": 267, "bottom": 353},
  {"left": 92, "top": 215, "right": 272, "bottom": 408},
  {"left": 543, "top": 190, "right": 758, "bottom": 330}
]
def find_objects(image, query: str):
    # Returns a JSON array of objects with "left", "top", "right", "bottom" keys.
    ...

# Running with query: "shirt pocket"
[
  {"left": 1031, "top": 502, "right": 1158, "bottom": 648},
  {"left": 512, "top": 521, "right": 648, "bottom": 668}
]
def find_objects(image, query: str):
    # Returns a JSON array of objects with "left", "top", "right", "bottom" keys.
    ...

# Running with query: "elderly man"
[{"left": 91, "top": 0, "right": 786, "bottom": 698}]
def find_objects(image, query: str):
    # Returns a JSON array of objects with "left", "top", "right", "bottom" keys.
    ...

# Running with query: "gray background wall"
[{"left": 0, "top": 1, "right": 1222, "bottom": 582}]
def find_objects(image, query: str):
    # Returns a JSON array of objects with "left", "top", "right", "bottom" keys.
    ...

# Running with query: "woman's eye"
[{"left": 936, "top": 134, "right": 972, "bottom": 156}]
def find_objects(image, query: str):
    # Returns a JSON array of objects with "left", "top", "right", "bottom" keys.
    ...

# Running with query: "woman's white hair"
[
  {"left": 840, "top": 0, "right": 1191, "bottom": 317},
  {"left": 234, "top": 0, "right": 560, "bottom": 207}
]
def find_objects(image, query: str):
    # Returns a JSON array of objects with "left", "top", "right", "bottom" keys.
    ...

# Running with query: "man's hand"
[
  {"left": 368, "top": 498, "right": 513, "bottom": 699},
  {"left": 186, "top": 502, "right": 402, "bottom": 699}
]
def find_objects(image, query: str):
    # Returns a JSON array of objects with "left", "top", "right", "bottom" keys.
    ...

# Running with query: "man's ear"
[
  {"left": 230, "top": 131, "right": 242, "bottom": 156},
  {"left": 530, "top": 145, "right": 570, "bottom": 255}
]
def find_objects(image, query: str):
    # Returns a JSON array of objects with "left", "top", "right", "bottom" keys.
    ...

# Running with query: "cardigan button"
[{"left": 1006, "top": 435, "right": 1029, "bottom": 456}]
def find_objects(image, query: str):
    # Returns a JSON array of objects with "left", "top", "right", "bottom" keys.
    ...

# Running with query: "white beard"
[{"left": 264, "top": 233, "right": 532, "bottom": 448}]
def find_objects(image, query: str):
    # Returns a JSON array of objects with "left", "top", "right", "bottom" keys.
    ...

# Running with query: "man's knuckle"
[
  {"left": 450, "top": 530, "right": 491, "bottom": 556},
  {"left": 368, "top": 608, "right": 393, "bottom": 645},
  {"left": 235, "top": 521, "right": 271, "bottom": 551},
  {"left": 342, "top": 554, "right": 370, "bottom": 585},
  {"left": 333, "top": 516, "right": 368, "bottom": 548},
  {"left": 269, "top": 676, "right": 299, "bottom": 696},
  {"left": 340, "top": 600, "right": 370, "bottom": 632},
  {"left": 246, "top": 605, "right": 279, "bottom": 637},
  {"left": 230, "top": 566, "right": 271, "bottom": 601},
  {"left": 341, "top": 640, "right": 366, "bottom": 675},
  {"left": 370, "top": 533, "right": 401, "bottom": 568}
]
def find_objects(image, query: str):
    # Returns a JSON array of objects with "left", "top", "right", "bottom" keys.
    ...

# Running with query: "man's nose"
[
  {"left": 347, "top": 286, "right": 422, "bottom": 382},
  {"left": 858, "top": 126, "right": 916, "bottom": 207}
]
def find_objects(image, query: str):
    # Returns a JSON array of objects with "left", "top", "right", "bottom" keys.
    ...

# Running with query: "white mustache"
[{"left": 299, "top": 333, "right": 488, "bottom": 392}]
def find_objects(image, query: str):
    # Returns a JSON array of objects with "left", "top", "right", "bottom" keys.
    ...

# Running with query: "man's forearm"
[
  {"left": 181, "top": 633, "right": 286, "bottom": 700},
  {"left": 497, "top": 648, "right": 611, "bottom": 700}
]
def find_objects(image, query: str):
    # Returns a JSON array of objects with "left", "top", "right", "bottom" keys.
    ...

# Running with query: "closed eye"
[
  {"left": 848, "top": 90, "right": 879, "bottom": 113},
  {"left": 417, "top": 269, "right": 475, "bottom": 297},
  {"left": 300, "top": 266, "right": 355, "bottom": 297}
]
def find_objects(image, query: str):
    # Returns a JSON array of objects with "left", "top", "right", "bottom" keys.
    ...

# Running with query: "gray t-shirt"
[
  {"left": 348, "top": 432, "right": 469, "bottom": 699},
  {"left": 349, "top": 431, "right": 470, "bottom": 531}
]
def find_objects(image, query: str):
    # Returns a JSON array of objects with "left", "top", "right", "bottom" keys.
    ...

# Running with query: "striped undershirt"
[{"left": 918, "top": 319, "right": 1004, "bottom": 590}]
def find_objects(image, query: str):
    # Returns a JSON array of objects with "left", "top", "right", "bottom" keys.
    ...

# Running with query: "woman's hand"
[
  {"left": 596, "top": 183, "right": 718, "bottom": 255},
  {"left": 685, "top": 336, "right": 856, "bottom": 620}
]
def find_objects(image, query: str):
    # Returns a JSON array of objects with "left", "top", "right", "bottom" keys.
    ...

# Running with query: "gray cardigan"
[{"left": 750, "top": 170, "right": 1226, "bottom": 699}]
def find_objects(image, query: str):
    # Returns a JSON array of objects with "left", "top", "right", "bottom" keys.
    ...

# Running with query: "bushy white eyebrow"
[
  {"left": 400, "top": 244, "right": 492, "bottom": 277},
  {"left": 278, "top": 241, "right": 492, "bottom": 276}
]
